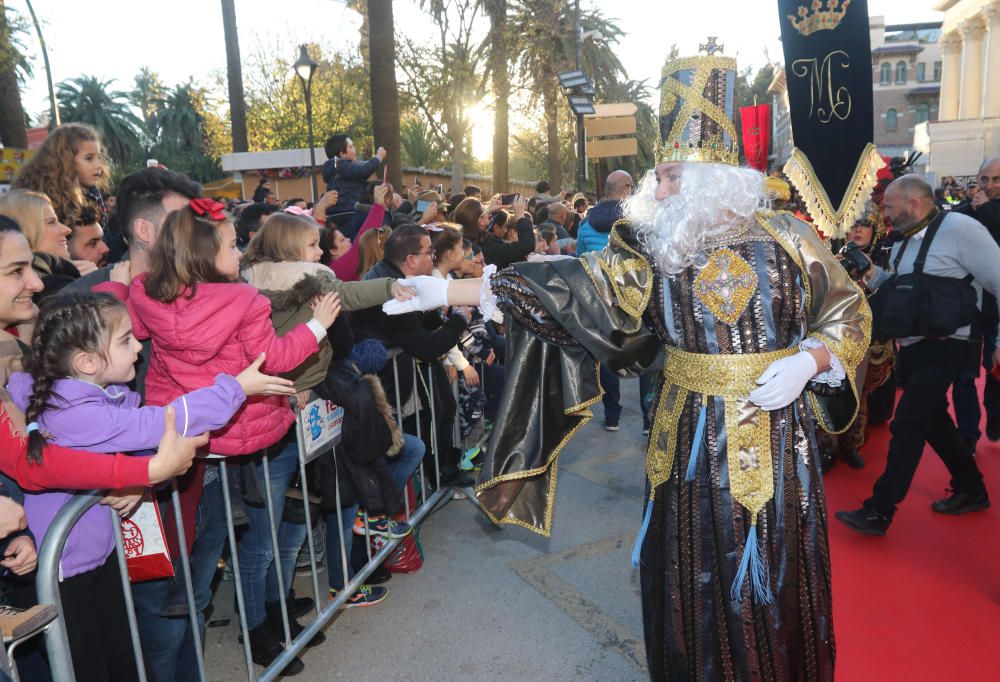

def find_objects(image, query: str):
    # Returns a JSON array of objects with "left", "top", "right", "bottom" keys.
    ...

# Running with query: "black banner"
[{"left": 777, "top": 0, "right": 881, "bottom": 237}]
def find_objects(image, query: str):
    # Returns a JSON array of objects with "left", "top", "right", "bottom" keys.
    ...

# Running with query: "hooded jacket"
[
  {"left": 7, "top": 372, "right": 244, "bottom": 578},
  {"left": 576, "top": 199, "right": 624, "bottom": 255},
  {"left": 127, "top": 274, "right": 319, "bottom": 456},
  {"left": 242, "top": 260, "right": 395, "bottom": 392}
]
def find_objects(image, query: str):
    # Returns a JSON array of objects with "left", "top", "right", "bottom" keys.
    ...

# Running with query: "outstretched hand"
[
  {"left": 382, "top": 275, "right": 448, "bottom": 315},
  {"left": 236, "top": 353, "right": 296, "bottom": 397},
  {"left": 147, "top": 406, "right": 208, "bottom": 484}
]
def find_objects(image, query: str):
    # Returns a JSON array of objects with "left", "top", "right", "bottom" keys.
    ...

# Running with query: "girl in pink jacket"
[{"left": 126, "top": 199, "right": 340, "bottom": 669}]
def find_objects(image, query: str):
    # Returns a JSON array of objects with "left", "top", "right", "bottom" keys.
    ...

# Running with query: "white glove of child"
[
  {"left": 747, "top": 350, "right": 818, "bottom": 411},
  {"left": 381, "top": 275, "right": 449, "bottom": 315}
]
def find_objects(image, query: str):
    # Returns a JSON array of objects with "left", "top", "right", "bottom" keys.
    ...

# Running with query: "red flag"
[{"left": 740, "top": 104, "right": 771, "bottom": 172}]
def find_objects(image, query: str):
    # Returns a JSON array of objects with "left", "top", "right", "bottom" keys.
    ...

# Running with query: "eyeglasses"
[
  {"left": 411, "top": 249, "right": 436, "bottom": 258},
  {"left": 463, "top": 253, "right": 475, "bottom": 261}
]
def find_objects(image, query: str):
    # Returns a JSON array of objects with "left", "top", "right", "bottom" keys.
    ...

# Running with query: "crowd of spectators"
[{"left": 0, "top": 122, "right": 602, "bottom": 680}]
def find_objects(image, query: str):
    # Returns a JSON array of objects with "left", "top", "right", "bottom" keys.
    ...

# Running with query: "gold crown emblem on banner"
[{"left": 787, "top": 0, "right": 851, "bottom": 36}]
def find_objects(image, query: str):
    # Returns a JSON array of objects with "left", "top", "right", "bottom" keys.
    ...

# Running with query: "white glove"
[
  {"left": 747, "top": 350, "right": 818, "bottom": 411},
  {"left": 381, "top": 275, "right": 449, "bottom": 315}
]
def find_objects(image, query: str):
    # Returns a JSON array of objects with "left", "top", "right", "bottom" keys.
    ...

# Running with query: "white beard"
[{"left": 624, "top": 163, "right": 766, "bottom": 275}]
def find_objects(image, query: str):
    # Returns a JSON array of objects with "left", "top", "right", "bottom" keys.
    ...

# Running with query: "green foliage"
[
  {"left": 0, "top": 4, "right": 32, "bottom": 85},
  {"left": 400, "top": 117, "right": 447, "bottom": 169},
  {"left": 148, "top": 81, "right": 225, "bottom": 182},
  {"left": 56, "top": 76, "right": 144, "bottom": 164},
  {"left": 241, "top": 42, "right": 373, "bottom": 154}
]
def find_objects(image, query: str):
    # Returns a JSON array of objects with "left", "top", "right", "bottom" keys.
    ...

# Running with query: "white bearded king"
[{"left": 386, "top": 45, "right": 871, "bottom": 682}]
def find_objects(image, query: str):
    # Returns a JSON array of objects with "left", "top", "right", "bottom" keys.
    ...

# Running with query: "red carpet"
[{"left": 825, "top": 386, "right": 1000, "bottom": 681}]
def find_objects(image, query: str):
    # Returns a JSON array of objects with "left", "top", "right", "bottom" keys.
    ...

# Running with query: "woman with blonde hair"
[
  {"left": 0, "top": 189, "right": 98, "bottom": 300},
  {"left": 356, "top": 225, "right": 390, "bottom": 280},
  {"left": 13, "top": 122, "right": 109, "bottom": 226}
]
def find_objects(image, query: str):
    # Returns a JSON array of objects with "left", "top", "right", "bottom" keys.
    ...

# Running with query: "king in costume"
[{"left": 474, "top": 48, "right": 871, "bottom": 681}]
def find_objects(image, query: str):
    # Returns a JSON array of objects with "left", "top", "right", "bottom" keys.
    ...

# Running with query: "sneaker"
[
  {"left": 642, "top": 426, "right": 650, "bottom": 436},
  {"left": 604, "top": 420, "right": 620, "bottom": 432},
  {"left": 352, "top": 514, "right": 412, "bottom": 539},
  {"left": 931, "top": 487, "right": 990, "bottom": 515},
  {"left": 459, "top": 445, "right": 481, "bottom": 471},
  {"left": 330, "top": 584, "right": 388, "bottom": 608},
  {"left": 834, "top": 507, "right": 891, "bottom": 536}
]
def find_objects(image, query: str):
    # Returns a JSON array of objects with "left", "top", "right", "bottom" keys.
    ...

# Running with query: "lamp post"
[
  {"left": 24, "top": 0, "right": 59, "bottom": 128},
  {"left": 293, "top": 45, "right": 319, "bottom": 202}
]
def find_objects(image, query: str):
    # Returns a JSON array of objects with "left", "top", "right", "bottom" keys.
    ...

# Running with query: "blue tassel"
[
  {"left": 685, "top": 403, "right": 707, "bottom": 482},
  {"left": 730, "top": 525, "right": 774, "bottom": 604},
  {"left": 630, "top": 499, "right": 654, "bottom": 568}
]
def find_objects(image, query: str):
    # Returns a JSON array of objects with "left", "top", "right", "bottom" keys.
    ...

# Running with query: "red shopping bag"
[{"left": 121, "top": 494, "right": 174, "bottom": 582}]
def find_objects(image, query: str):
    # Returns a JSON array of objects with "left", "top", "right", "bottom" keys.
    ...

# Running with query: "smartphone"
[
  {"left": 416, "top": 199, "right": 434, "bottom": 213},
  {"left": 436, "top": 183, "right": 445, "bottom": 195},
  {"left": 501, "top": 193, "right": 518, "bottom": 206}
]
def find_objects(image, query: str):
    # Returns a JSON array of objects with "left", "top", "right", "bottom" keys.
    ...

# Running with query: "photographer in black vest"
[{"left": 837, "top": 175, "right": 998, "bottom": 536}]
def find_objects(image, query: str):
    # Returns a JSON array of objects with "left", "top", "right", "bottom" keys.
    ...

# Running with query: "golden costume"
[{"left": 476, "top": 49, "right": 870, "bottom": 681}]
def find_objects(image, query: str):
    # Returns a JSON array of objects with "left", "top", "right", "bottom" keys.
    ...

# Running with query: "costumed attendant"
[
  {"left": 818, "top": 201, "right": 894, "bottom": 471},
  {"left": 383, "top": 48, "right": 871, "bottom": 682}
]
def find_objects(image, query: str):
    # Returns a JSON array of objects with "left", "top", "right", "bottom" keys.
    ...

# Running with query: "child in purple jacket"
[{"left": 6, "top": 292, "right": 294, "bottom": 680}]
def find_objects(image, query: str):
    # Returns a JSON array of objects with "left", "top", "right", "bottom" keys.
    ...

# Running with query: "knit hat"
[{"left": 350, "top": 338, "right": 388, "bottom": 375}]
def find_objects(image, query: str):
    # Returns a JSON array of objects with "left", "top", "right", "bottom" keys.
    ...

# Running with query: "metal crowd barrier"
[{"left": 30, "top": 348, "right": 493, "bottom": 681}]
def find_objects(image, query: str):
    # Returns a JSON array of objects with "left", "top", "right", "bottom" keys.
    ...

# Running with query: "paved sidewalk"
[{"left": 206, "top": 380, "right": 651, "bottom": 681}]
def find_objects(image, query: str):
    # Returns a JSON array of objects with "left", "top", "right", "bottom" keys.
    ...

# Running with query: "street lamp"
[{"left": 293, "top": 45, "right": 319, "bottom": 202}]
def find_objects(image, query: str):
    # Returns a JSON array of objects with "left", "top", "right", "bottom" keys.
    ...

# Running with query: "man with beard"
[
  {"left": 837, "top": 175, "right": 995, "bottom": 536},
  {"left": 385, "top": 49, "right": 869, "bottom": 681}
]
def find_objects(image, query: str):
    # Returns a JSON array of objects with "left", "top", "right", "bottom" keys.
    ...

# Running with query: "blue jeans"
[
  {"left": 325, "top": 434, "right": 424, "bottom": 591},
  {"left": 600, "top": 365, "right": 621, "bottom": 424},
  {"left": 639, "top": 372, "right": 657, "bottom": 428},
  {"left": 237, "top": 439, "right": 307, "bottom": 629},
  {"left": 133, "top": 473, "right": 226, "bottom": 682}
]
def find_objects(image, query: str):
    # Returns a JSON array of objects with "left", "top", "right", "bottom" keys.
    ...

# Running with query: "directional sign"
[
  {"left": 584, "top": 116, "right": 637, "bottom": 138},
  {"left": 587, "top": 102, "right": 638, "bottom": 118},
  {"left": 587, "top": 138, "right": 639, "bottom": 159}
]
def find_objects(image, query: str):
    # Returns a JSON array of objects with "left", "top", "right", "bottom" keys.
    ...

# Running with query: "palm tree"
[
  {"left": 484, "top": 0, "right": 509, "bottom": 192},
  {"left": 155, "top": 81, "right": 204, "bottom": 150},
  {"left": 367, "top": 0, "right": 402, "bottom": 188},
  {"left": 508, "top": 0, "right": 627, "bottom": 190},
  {"left": 0, "top": 0, "right": 29, "bottom": 147},
  {"left": 220, "top": 0, "right": 248, "bottom": 153},
  {"left": 400, "top": 118, "right": 447, "bottom": 169},
  {"left": 131, "top": 66, "right": 166, "bottom": 147},
  {"left": 57, "top": 75, "right": 143, "bottom": 164}
]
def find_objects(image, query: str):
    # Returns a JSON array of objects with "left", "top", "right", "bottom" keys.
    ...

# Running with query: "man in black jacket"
[
  {"left": 952, "top": 157, "right": 1000, "bottom": 444},
  {"left": 351, "top": 224, "right": 472, "bottom": 485}
]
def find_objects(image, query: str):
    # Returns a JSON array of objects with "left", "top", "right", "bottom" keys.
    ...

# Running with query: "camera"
[{"left": 838, "top": 241, "right": 872, "bottom": 281}]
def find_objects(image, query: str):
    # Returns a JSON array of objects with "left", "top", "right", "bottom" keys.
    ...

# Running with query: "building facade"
[
  {"left": 918, "top": 0, "right": 1000, "bottom": 183},
  {"left": 870, "top": 16, "right": 943, "bottom": 164}
]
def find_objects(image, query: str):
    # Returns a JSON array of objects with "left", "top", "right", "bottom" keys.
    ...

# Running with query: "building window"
[
  {"left": 885, "top": 108, "right": 898, "bottom": 131},
  {"left": 933, "top": 61, "right": 942, "bottom": 81},
  {"left": 880, "top": 62, "right": 892, "bottom": 84},
  {"left": 895, "top": 61, "right": 907, "bottom": 83},
  {"left": 917, "top": 63, "right": 926, "bottom": 82},
  {"left": 915, "top": 102, "right": 930, "bottom": 124}
]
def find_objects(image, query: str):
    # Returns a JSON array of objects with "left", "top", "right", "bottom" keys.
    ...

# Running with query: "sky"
[{"left": 9, "top": 0, "right": 943, "bottom": 156}]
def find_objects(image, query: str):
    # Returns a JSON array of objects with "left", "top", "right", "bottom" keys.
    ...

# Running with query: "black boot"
[
  {"left": 931, "top": 487, "right": 990, "bottom": 515},
  {"left": 265, "top": 601, "right": 326, "bottom": 647},
  {"left": 246, "top": 621, "right": 305, "bottom": 674},
  {"left": 834, "top": 507, "right": 891, "bottom": 536},
  {"left": 286, "top": 589, "right": 313, "bottom": 619},
  {"left": 842, "top": 450, "right": 865, "bottom": 469}
]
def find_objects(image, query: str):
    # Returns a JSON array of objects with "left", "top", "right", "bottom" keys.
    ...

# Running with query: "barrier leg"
[
  {"left": 294, "top": 423, "right": 323, "bottom": 614},
  {"left": 218, "top": 460, "right": 255, "bottom": 681},
  {"left": 261, "top": 455, "right": 291, "bottom": 647},
  {"left": 170, "top": 480, "right": 207, "bottom": 682},
  {"left": 111, "top": 508, "right": 147, "bottom": 682}
]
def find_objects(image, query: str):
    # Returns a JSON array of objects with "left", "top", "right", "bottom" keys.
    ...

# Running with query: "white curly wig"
[{"left": 624, "top": 163, "right": 767, "bottom": 275}]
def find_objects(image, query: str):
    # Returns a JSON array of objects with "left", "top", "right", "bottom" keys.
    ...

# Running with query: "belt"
[{"left": 664, "top": 345, "right": 799, "bottom": 397}]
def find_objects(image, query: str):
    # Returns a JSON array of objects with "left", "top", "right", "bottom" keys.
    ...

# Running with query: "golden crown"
[{"left": 787, "top": 0, "right": 851, "bottom": 36}]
